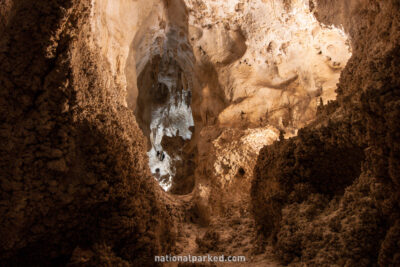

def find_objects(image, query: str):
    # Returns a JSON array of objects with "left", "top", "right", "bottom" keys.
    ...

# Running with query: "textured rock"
[
  {"left": 186, "top": 0, "right": 351, "bottom": 131},
  {"left": 1, "top": 0, "right": 399, "bottom": 265},
  {"left": 0, "top": 0, "right": 175, "bottom": 265},
  {"left": 91, "top": 0, "right": 352, "bottom": 196},
  {"left": 252, "top": 0, "right": 400, "bottom": 266},
  {"left": 182, "top": 0, "right": 353, "bottom": 225},
  {"left": 75, "top": 0, "right": 353, "bottom": 201}
]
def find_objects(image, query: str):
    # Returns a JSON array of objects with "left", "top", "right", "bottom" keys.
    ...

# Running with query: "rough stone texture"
[
  {"left": 161, "top": 134, "right": 196, "bottom": 194},
  {"left": 252, "top": 126, "right": 365, "bottom": 235},
  {"left": 93, "top": 0, "right": 353, "bottom": 201},
  {"left": 252, "top": 0, "right": 400, "bottom": 266},
  {"left": 185, "top": 0, "right": 351, "bottom": 132},
  {"left": 0, "top": 0, "right": 175, "bottom": 265},
  {"left": 1, "top": 0, "right": 399, "bottom": 266},
  {"left": 75, "top": 0, "right": 352, "bottom": 204},
  {"left": 179, "top": 0, "right": 354, "bottom": 224}
]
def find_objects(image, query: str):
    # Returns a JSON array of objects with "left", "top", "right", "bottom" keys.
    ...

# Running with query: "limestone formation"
[{"left": 0, "top": 0, "right": 399, "bottom": 266}]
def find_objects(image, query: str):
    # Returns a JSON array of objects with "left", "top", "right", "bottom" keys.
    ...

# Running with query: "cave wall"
[
  {"left": 75, "top": 0, "right": 354, "bottom": 204},
  {"left": 186, "top": 0, "right": 351, "bottom": 131},
  {"left": 127, "top": 0, "right": 197, "bottom": 193},
  {"left": 179, "top": 0, "right": 354, "bottom": 224},
  {"left": 252, "top": 0, "right": 400, "bottom": 265},
  {"left": 1, "top": 0, "right": 398, "bottom": 265},
  {"left": 93, "top": 0, "right": 164, "bottom": 109},
  {"left": 0, "top": 0, "right": 176, "bottom": 265},
  {"left": 0, "top": 0, "right": 12, "bottom": 32},
  {"left": 136, "top": 53, "right": 195, "bottom": 192}
]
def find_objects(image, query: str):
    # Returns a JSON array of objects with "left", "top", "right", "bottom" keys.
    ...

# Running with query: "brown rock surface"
[
  {"left": 252, "top": 0, "right": 400, "bottom": 266},
  {"left": 0, "top": 0, "right": 175, "bottom": 265},
  {"left": 0, "top": 0, "right": 399, "bottom": 266}
]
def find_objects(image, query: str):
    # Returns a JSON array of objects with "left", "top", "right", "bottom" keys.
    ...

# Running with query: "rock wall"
[
  {"left": 252, "top": 0, "right": 400, "bottom": 266},
  {"left": 1, "top": 0, "right": 398, "bottom": 265},
  {"left": 186, "top": 0, "right": 351, "bottom": 131},
  {"left": 182, "top": 0, "right": 353, "bottom": 223},
  {"left": 70, "top": 0, "right": 353, "bottom": 203},
  {"left": 0, "top": 0, "right": 175, "bottom": 265},
  {"left": 90, "top": 0, "right": 198, "bottom": 193},
  {"left": 93, "top": 0, "right": 164, "bottom": 109}
]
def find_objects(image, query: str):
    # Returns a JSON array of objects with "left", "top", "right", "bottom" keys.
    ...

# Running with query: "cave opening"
[{"left": 136, "top": 53, "right": 195, "bottom": 191}]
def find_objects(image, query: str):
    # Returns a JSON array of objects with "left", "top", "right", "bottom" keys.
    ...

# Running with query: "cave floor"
[{"left": 162, "top": 192, "right": 281, "bottom": 266}]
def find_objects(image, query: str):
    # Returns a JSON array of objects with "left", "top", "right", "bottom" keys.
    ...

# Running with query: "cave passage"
[{"left": 136, "top": 54, "right": 194, "bottom": 191}]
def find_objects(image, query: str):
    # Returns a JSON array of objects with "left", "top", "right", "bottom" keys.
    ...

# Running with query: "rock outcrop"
[
  {"left": 184, "top": 0, "right": 352, "bottom": 226},
  {"left": 252, "top": 0, "right": 400, "bottom": 265},
  {"left": 1, "top": 0, "right": 398, "bottom": 266},
  {"left": 0, "top": 0, "right": 175, "bottom": 265}
]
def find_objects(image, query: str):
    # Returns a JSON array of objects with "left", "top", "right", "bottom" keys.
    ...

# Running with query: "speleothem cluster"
[{"left": 0, "top": 0, "right": 399, "bottom": 266}]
